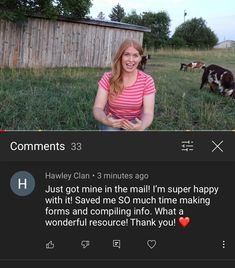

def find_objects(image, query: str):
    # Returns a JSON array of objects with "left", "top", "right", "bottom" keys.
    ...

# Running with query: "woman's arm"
[
  {"left": 93, "top": 86, "right": 109, "bottom": 125},
  {"left": 122, "top": 93, "right": 155, "bottom": 131},
  {"left": 93, "top": 86, "right": 124, "bottom": 128},
  {"left": 139, "top": 93, "right": 156, "bottom": 129}
]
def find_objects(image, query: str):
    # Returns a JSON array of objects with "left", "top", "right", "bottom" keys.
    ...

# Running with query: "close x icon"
[{"left": 211, "top": 140, "right": 224, "bottom": 152}]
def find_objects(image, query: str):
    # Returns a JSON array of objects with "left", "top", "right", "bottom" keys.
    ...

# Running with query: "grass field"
[{"left": 0, "top": 48, "right": 234, "bottom": 130}]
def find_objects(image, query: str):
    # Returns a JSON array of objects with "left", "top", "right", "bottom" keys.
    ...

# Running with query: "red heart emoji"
[{"left": 179, "top": 217, "right": 190, "bottom": 228}]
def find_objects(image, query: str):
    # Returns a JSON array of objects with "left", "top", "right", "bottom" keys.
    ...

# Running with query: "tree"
[
  {"left": 30, "top": 0, "right": 58, "bottom": 18},
  {"left": 122, "top": 9, "right": 142, "bottom": 25},
  {"left": 56, "top": 0, "right": 92, "bottom": 19},
  {"left": 0, "top": 0, "right": 93, "bottom": 22},
  {"left": 109, "top": 3, "right": 125, "bottom": 22},
  {"left": 141, "top": 11, "right": 171, "bottom": 49},
  {"left": 0, "top": 0, "right": 58, "bottom": 21},
  {"left": 0, "top": 0, "right": 30, "bottom": 22},
  {"left": 172, "top": 17, "right": 218, "bottom": 48},
  {"left": 122, "top": 10, "right": 171, "bottom": 49},
  {"left": 168, "top": 36, "right": 186, "bottom": 49},
  {"left": 97, "top": 11, "right": 105, "bottom": 20}
]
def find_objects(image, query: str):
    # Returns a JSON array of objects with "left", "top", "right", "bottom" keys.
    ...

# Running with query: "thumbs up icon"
[{"left": 46, "top": 241, "right": 54, "bottom": 249}]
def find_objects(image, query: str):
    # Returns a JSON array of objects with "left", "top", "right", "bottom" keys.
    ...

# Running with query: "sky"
[{"left": 89, "top": 0, "right": 235, "bottom": 42}]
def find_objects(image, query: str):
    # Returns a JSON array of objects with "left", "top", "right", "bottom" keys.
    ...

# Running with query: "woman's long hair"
[{"left": 110, "top": 39, "right": 143, "bottom": 96}]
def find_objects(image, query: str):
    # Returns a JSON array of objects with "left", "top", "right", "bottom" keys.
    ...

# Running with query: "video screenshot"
[{"left": 0, "top": 0, "right": 234, "bottom": 266}]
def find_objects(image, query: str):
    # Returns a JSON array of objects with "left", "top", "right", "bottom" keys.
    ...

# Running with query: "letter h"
[{"left": 18, "top": 178, "right": 27, "bottom": 190}]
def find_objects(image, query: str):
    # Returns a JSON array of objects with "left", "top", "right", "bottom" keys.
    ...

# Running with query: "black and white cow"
[
  {"left": 224, "top": 81, "right": 235, "bottom": 98},
  {"left": 200, "top": 64, "right": 235, "bottom": 98}
]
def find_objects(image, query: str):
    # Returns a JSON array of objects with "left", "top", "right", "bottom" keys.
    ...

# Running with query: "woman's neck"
[
  {"left": 122, "top": 69, "right": 138, "bottom": 88},
  {"left": 123, "top": 69, "right": 138, "bottom": 79}
]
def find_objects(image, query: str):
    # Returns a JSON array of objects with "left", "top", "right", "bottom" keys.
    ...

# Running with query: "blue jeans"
[
  {"left": 99, "top": 124, "right": 124, "bottom": 131},
  {"left": 98, "top": 122, "right": 147, "bottom": 131}
]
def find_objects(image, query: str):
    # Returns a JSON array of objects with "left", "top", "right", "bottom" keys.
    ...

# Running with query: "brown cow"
[
  {"left": 180, "top": 61, "right": 205, "bottom": 72},
  {"left": 200, "top": 64, "right": 235, "bottom": 98}
]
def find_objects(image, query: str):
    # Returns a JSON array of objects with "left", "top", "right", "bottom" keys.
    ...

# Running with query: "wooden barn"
[{"left": 0, "top": 16, "right": 150, "bottom": 68}]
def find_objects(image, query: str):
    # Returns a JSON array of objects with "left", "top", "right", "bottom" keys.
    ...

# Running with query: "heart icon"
[
  {"left": 179, "top": 217, "right": 190, "bottom": 228},
  {"left": 147, "top": 240, "right": 156, "bottom": 249}
]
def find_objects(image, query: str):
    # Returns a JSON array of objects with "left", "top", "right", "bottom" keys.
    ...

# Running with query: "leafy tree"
[
  {"left": 0, "top": 0, "right": 30, "bottom": 22},
  {"left": 168, "top": 36, "right": 186, "bottom": 49},
  {"left": 0, "top": 0, "right": 92, "bottom": 22},
  {"left": 122, "top": 9, "right": 142, "bottom": 25},
  {"left": 109, "top": 3, "right": 125, "bottom": 22},
  {"left": 30, "top": 0, "right": 57, "bottom": 17},
  {"left": 141, "top": 11, "right": 171, "bottom": 49},
  {"left": 172, "top": 17, "right": 218, "bottom": 48},
  {"left": 122, "top": 10, "right": 171, "bottom": 49},
  {"left": 56, "top": 0, "right": 92, "bottom": 19}
]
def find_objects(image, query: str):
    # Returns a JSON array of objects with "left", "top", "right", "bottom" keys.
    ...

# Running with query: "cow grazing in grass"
[
  {"left": 200, "top": 64, "right": 235, "bottom": 98},
  {"left": 180, "top": 63, "right": 187, "bottom": 71},
  {"left": 180, "top": 61, "right": 205, "bottom": 72}
]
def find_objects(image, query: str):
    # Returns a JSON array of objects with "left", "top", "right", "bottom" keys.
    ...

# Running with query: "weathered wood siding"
[{"left": 0, "top": 17, "right": 144, "bottom": 68}]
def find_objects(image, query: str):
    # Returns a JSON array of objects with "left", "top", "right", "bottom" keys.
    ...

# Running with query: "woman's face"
[{"left": 121, "top": 46, "right": 141, "bottom": 73}]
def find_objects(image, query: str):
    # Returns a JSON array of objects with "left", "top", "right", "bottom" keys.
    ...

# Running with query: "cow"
[
  {"left": 180, "top": 63, "right": 187, "bottom": 71},
  {"left": 180, "top": 61, "right": 205, "bottom": 72},
  {"left": 200, "top": 64, "right": 235, "bottom": 98},
  {"left": 138, "top": 55, "right": 148, "bottom": 71},
  {"left": 138, "top": 54, "right": 152, "bottom": 71}
]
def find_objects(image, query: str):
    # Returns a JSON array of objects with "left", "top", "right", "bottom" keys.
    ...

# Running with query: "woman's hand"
[
  {"left": 105, "top": 113, "right": 124, "bottom": 128},
  {"left": 121, "top": 118, "right": 144, "bottom": 131}
]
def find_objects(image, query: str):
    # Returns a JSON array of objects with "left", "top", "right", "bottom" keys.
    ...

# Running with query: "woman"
[{"left": 93, "top": 39, "right": 156, "bottom": 131}]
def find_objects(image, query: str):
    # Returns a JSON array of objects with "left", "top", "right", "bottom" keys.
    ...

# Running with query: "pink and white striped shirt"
[{"left": 98, "top": 70, "right": 156, "bottom": 120}]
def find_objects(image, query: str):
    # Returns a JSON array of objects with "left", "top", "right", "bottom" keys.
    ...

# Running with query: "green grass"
[
  {"left": 148, "top": 48, "right": 235, "bottom": 130},
  {"left": 0, "top": 49, "right": 234, "bottom": 130}
]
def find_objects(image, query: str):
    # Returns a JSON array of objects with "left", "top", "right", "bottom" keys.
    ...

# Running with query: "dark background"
[{"left": 0, "top": 161, "right": 234, "bottom": 260}]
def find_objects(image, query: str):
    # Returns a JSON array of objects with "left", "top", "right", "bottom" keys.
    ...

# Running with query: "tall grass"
[
  {"left": 0, "top": 49, "right": 234, "bottom": 130},
  {"left": 0, "top": 67, "right": 106, "bottom": 130}
]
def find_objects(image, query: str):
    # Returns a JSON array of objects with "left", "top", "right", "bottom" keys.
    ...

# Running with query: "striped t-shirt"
[{"left": 98, "top": 70, "right": 156, "bottom": 120}]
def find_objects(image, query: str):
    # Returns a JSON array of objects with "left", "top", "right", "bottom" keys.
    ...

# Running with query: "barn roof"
[
  {"left": 76, "top": 18, "right": 151, "bottom": 33},
  {"left": 28, "top": 15, "right": 151, "bottom": 33}
]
